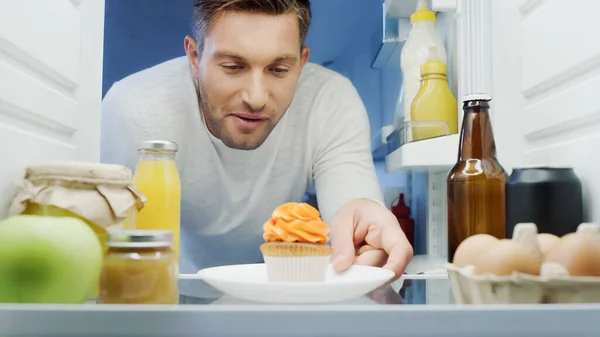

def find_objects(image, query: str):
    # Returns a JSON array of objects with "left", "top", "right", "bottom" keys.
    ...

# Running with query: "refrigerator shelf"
[
  {"left": 0, "top": 301, "right": 598, "bottom": 337},
  {"left": 386, "top": 134, "right": 459, "bottom": 173}
]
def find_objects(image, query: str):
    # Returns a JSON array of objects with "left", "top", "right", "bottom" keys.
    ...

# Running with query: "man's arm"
[
  {"left": 100, "top": 82, "right": 143, "bottom": 171},
  {"left": 311, "top": 76, "right": 413, "bottom": 278},
  {"left": 312, "top": 75, "right": 384, "bottom": 223}
]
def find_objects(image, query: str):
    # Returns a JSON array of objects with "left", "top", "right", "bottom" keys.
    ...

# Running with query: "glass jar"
[
  {"left": 8, "top": 161, "right": 146, "bottom": 252},
  {"left": 133, "top": 140, "right": 181, "bottom": 259},
  {"left": 100, "top": 230, "right": 179, "bottom": 304}
]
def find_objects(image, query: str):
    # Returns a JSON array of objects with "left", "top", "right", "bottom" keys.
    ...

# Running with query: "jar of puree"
[
  {"left": 8, "top": 161, "right": 146, "bottom": 251},
  {"left": 100, "top": 230, "right": 179, "bottom": 304}
]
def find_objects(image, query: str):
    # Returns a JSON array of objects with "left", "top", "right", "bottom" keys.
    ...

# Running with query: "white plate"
[
  {"left": 209, "top": 294, "right": 379, "bottom": 305},
  {"left": 180, "top": 263, "right": 395, "bottom": 304}
]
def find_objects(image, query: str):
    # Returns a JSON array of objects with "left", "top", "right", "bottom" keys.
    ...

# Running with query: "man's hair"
[{"left": 192, "top": 0, "right": 312, "bottom": 51}]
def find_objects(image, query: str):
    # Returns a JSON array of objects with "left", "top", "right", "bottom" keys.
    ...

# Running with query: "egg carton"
[
  {"left": 448, "top": 263, "right": 600, "bottom": 304},
  {"left": 447, "top": 223, "right": 600, "bottom": 304}
]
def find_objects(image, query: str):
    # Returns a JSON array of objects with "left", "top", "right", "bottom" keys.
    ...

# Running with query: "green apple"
[{"left": 0, "top": 215, "right": 103, "bottom": 303}]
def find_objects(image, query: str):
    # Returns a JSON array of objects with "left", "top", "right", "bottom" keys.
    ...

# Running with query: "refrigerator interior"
[
  {"left": 1, "top": 0, "right": 600, "bottom": 335},
  {"left": 377, "top": 0, "right": 600, "bottom": 278}
]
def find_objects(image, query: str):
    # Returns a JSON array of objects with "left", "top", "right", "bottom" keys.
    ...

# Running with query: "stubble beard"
[{"left": 195, "top": 80, "right": 275, "bottom": 151}]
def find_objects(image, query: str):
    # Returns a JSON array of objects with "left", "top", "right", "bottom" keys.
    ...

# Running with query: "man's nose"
[{"left": 240, "top": 72, "right": 269, "bottom": 111}]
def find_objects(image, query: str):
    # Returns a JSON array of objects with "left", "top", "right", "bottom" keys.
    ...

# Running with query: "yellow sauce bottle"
[
  {"left": 410, "top": 50, "right": 458, "bottom": 142},
  {"left": 133, "top": 140, "right": 181, "bottom": 259}
]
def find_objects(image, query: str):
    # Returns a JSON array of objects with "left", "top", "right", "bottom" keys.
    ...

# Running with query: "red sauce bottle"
[{"left": 391, "top": 193, "right": 415, "bottom": 249}]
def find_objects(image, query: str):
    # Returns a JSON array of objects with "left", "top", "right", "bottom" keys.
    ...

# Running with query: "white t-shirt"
[{"left": 100, "top": 56, "right": 383, "bottom": 275}]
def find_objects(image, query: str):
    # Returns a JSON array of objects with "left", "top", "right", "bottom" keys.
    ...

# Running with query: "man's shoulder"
[
  {"left": 104, "top": 56, "right": 194, "bottom": 103},
  {"left": 101, "top": 56, "right": 198, "bottom": 140},
  {"left": 293, "top": 63, "right": 357, "bottom": 114},
  {"left": 298, "top": 63, "right": 352, "bottom": 91}
]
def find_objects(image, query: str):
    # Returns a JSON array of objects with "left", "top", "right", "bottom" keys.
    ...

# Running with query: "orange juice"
[{"left": 133, "top": 140, "right": 181, "bottom": 258}]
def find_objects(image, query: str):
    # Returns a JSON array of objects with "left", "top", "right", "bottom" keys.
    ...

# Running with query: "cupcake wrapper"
[
  {"left": 263, "top": 256, "right": 330, "bottom": 282},
  {"left": 260, "top": 242, "right": 332, "bottom": 257}
]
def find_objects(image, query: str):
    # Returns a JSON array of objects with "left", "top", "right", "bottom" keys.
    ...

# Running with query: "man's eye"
[
  {"left": 271, "top": 67, "right": 289, "bottom": 74},
  {"left": 222, "top": 65, "right": 243, "bottom": 71}
]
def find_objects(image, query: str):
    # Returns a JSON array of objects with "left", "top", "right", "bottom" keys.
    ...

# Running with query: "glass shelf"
[{"left": 2, "top": 276, "right": 600, "bottom": 337}]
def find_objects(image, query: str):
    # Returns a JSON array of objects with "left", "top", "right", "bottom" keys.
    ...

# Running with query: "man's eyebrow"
[
  {"left": 273, "top": 54, "right": 298, "bottom": 63},
  {"left": 214, "top": 51, "right": 298, "bottom": 63},
  {"left": 214, "top": 51, "right": 247, "bottom": 62}
]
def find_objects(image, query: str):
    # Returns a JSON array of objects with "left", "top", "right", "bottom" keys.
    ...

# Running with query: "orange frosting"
[{"left": 263, "top": 203, "right": 329, "bottom": 244}]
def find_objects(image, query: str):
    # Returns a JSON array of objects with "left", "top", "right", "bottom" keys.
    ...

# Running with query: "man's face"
[{"left": 185, "top": 12, "right": 310, "bottom": 150}]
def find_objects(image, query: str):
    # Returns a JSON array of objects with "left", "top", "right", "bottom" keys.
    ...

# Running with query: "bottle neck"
[
  {"left": 457, "top": 99, "right": 498, "bottom": 161},
  {"left": 138, "top": 149, "right": 177, "bottom": 161},
  {"left": 421, "top": 73, "right": 448, "bottom": 83}
]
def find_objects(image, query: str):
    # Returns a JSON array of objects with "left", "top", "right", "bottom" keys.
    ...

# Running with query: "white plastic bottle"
[{"left": 400, "top": 0, "right": 446, "bottom": 142}]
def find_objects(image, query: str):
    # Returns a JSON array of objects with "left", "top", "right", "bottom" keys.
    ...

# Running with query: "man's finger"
[
  {"left": 330, "top": 209, "right": 358, "bottom": 273},
  {"left": 355, "top": 248, "right": 387, "bottom": 267},
  {"left": 356, "top": 244, "right": 377, "bottom": 255},
  {"left": 381, "top": 222, "right": 413, "bottom": 279}
]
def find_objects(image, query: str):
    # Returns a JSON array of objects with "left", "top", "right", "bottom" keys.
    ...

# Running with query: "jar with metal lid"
[
  {"left": 8, "top": 161, "right": 146, "bottom": 251},
  {"left": 99, "top": 230, "right": 179, "bottom": 304}
]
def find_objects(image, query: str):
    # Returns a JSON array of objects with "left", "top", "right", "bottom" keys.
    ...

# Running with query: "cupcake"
[{"left": 260, "top": 202, "right": 332, "bottom": 282}]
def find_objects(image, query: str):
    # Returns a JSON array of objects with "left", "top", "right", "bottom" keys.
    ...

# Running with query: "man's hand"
[{"left": 329, "top": 199, "right": 413, "bottom": 280}]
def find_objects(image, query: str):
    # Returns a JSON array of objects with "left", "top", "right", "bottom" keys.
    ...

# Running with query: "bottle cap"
[
  {"left": 106, "top": 230, "right": 173, "bottom": 248},
  {"left": 138, "top": 140, "right": 178, "bottom": 152},
  {"left": 421, "top": 60, "right": 447, "bottom": 76},
  {"left": 463, "top": 93, "right": 492, "bottom": 102},
  {"left": 411, "top": 0, "right": 436, "bottom": 23},
  {"left": 392, "top": 193, "right": 411, "bottom": 218}
]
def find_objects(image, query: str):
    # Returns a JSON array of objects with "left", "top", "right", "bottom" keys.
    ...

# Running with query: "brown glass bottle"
[{"left": 447, "top": 98, "right": 507, "bottom": 263}]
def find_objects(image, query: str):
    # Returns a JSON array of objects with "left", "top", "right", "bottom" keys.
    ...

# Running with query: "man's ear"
[
  {"left": 184, "top": 35, "right": 200, "bottom": 78},
  {"left": 300, "top": 46, "right": 310, "bottom": 68}
]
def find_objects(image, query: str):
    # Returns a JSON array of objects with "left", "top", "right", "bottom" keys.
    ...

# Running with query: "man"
[{"left": 101, "top": 0, "right": 413, "bottom": 289}]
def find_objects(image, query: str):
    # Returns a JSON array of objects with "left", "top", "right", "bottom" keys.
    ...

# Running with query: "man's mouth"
[
  {"left": 230, "top": 113, "right": 268, "bottom": 131},
  {"left": 233, "top": 113, "right": 267, "bottom": 121}
]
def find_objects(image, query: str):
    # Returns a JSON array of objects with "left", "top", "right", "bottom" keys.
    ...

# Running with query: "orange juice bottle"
[{"left": 133, "top": 140, "right": 181, "bottom": 259}]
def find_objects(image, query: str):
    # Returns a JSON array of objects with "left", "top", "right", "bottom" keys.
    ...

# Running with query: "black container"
[{"left": 506, "top": 166, "right": 583, "bottom": 238}]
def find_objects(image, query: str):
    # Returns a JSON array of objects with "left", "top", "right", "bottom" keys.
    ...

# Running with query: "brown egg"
[
  {"left": 544, "top": 229, "right": 600, "bottom": 277},
  {"left": 537, "top": 233, "right": 560, "bottom": 256},
  {"left": 452, "top": 234, "right": 499, "bottom": 267},
  {"left": 474, "top": 239, "right": 542, "bottom": 276}
]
